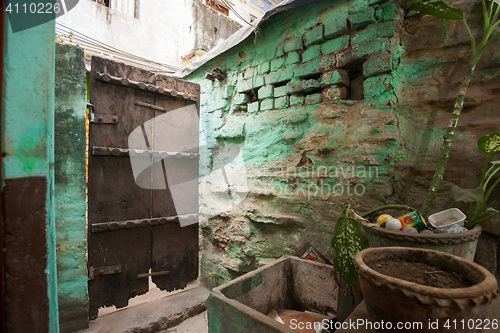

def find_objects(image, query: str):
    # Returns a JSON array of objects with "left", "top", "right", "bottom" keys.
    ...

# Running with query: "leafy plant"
[
  {"left": 331, "top": 205, "right": 367, "bottom": 284},
  {"left": 451, "top": 132, "right": 500, "bottom": 228},
  {"left": 331, "top": 205, "right": 414, "bottom": 284},
  {"left": 412, "top": 0, "right": 500, "bottom": 216}
]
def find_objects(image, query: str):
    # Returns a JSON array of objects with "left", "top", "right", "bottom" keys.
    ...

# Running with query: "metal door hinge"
[{"left": 90, "top": 113, "right": 119, "bottom": 124}]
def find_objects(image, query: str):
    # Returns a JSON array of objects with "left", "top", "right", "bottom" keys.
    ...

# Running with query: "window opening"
[
  {"left": 206, "top": 0, "right": 229, "bottom": 16},
  {"left": 92, "top": 0, "right": 110, "bottom": 7}
]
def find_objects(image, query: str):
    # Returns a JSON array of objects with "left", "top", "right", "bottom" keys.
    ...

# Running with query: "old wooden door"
[{"left": 87, "top": 57, "right": 200, "bottom": 319}]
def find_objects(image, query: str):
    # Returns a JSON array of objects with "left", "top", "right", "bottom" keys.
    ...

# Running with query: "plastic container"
[{"left": 428, "top": 208, "right": 466, "bottom": 232}]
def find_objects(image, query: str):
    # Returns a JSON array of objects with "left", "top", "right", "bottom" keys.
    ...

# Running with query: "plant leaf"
[
  {"left": 491, "top": 160, "right": 500, "bottom": 165},
  {"left": 478, "top": 132, "right": 500, "bottom": 155},
  {"left": 450, "top": 185, "right": 484, "bottom": 203},
  {"left": 486, "top": 207, "right": 499, "bottom": 213},
  {"left": 409, "top": 1, "right": 464, "bottom": 20},
  {"left": 331, "top": 216, "right": 367, "bottom": 285}
]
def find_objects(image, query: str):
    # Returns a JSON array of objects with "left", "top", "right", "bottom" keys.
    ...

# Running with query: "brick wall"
[{"left": 186, "top": 0, "right": 500, "bottom": 287}]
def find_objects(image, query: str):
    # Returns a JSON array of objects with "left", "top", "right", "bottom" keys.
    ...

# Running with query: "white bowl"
[{"left": 428, "top": 208, "right": 466, "bottom": 232}]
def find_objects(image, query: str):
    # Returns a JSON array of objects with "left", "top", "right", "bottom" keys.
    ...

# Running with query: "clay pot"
[
  {"left": 362, "top": 223, "right": 481, "bottom": 260},
  {"left": 355, "top": 247, "right": 498, "bottom": 333}
]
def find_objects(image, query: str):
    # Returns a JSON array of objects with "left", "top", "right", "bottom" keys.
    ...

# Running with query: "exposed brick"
[
  {"left": 321, "top": 35, "right": 350, "bottom": 55},
  {"left": 234, "top": 104, "right": 248, "bottom": 113},
  {"left": 363, "top": 54, "right": 393, "bottom": 77},
  {"left": 287, "top": 80, "right": 303, "bottom": 94},
  {"left": 318, "top": 56, "right": 336, "bottom": 73},
  {"left": 275, "top": 96, "right": 290, "bottom": 109},
  {"left": 303, "top": 25, "right": 324, "bottom": 47},
  {"left": 276, "top": 44, "right": 285, "bottom": 57},
  {"left": 295, "top": 57, "right": 322, "bottom": 78},
  {"left": 261, "top": 98, "right": 274, "bottom": 111},
  {"left": 258, "top": 85, "right": 274, "bottom": 99},
  {"left": 234, "top": 93, "right": 248, "bottom": 105},
  {"left": 287, "top": 79, "right": 321, "bottom": 95},
  {"left": 286, "top": 52, "right": 301, "bottom": 65},
  {"left": 302, "top": 79, "right": 321, "bottom": 93},
  {"left": 274, "top": 85, "right": 289, "bottom": 98},
  {"left": 321, "top": 69, "right": 350, "bottom": 87},
  {"left": 322, "top": 86, "right": 349, "bottom": 102},
  {"left": 248, "top": 101, "right": 259, "bottom": 113},
  {"left": 271, "top": 57, "right": 286, "bottom": 72},
  {"left": 352, "top": 21, "right": 396, "bottom": 46},
  {"left": 244, "top": 67, "right": 258, "bottom": 79},
  {"left": 363, "top": 74, "right": 393, "bottom": 98},
  {"left": 266, "top": 66, "right": 295, "bottom": 85},
  {"left": 376, "top": 2, "right": 397, "bottom": 22},
  {"left": 236, "top": 76, "right": 265, "bottom": 92},
  {"left": 283, "top": 36, "right": 303, "bottom": 53},
  {"left": 348, "top": 0, "right": 371, "bottom": 12},
  {"left": 349, "top": 8, "right": 375, "bottom": 30},
  {"left": 338, "top": 38, "right": 392, "bottom": 66},
  {"left": 305, "top": 93, "right": 323, "bottom": 105},
  {"left": 258, "top": 62, "right": 270, "bottom": 75},
  {"left": 324, "top": 17, "right": 348, "bottom": 40},
  {"left": 302, "top": 45, "right": 322, "bottom": 62},
  {"left": 290, "top": 95, "right": 305, "bottom": 106}
]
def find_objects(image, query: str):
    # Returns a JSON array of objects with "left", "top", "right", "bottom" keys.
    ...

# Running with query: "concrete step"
[{"left": 77, "top": 286, "right": 210, "bottom": 333}]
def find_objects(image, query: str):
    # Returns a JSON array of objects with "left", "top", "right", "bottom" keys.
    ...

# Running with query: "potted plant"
[{"left": 355, "top": 247, "right": 498, "bottom": 333}]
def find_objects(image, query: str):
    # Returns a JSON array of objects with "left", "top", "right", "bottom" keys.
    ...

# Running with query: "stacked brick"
[{"left": 232, "top": 0, "right": 401, "bottom": 114}]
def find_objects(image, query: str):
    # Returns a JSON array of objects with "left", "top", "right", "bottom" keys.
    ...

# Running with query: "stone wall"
[
  {"left": 54, "top": 44, "right": 89, "bottom": 332},
  {"left": 186, "top": 0, "right": 500, "bottom": 288}
]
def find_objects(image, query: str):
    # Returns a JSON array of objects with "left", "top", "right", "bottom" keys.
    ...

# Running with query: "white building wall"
[{"left": 56, "top": 0, "right": 272, "bottom": 69}]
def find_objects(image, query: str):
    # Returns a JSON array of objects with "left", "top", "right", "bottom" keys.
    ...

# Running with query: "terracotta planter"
[
  {"left": 362, "top": 223, "right": 481, "bottom": 260},
  {"left": 355, "top": 247, "right": 498, "bottom": 333}
]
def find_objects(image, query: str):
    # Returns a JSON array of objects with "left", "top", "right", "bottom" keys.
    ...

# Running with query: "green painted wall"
[
  {"left": 2, "top": 15, "right": 59, "bottom": 333},
  {"left": 54, "top": 43, "right": 88, "bottom": 332},
  {"left": 186, "top": 0, "right": 500, "bottom": 288},
  {"left": 188, "top": 0, "right": 406, "bottom": 287}
]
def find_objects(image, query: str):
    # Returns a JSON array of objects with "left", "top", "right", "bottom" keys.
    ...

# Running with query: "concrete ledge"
[{"left": 77, "top": 286, "right": 210, "bottom": 333}]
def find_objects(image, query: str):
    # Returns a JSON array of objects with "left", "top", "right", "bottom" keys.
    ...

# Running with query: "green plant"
[
  {"left": 451, "top": 132, "right": 500, "bottom": 228},
  {"left": 414, "top": 0, "right": 500, "bottom": 216},
  {"left": 331, "top": 205, "right": 414, "bottom": 284},
  {"left": 331, "top": 205, "right": 367, "bottom": 284}
]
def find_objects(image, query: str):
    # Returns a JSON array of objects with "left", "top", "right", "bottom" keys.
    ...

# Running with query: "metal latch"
[
  {"left": 137, "top": 270, "right": 170, "bottom": 279},
  {"left": 88, "top": 264, "right": 122, "bottom": 280}
]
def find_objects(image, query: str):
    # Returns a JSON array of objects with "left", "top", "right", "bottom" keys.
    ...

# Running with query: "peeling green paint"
[
  {"left": 54, "top": 43, "right": 89, "bottom": 332},
  {"left": 3, "top": 16, "right": 59, "bottom": 332}
]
